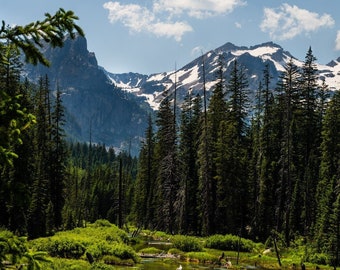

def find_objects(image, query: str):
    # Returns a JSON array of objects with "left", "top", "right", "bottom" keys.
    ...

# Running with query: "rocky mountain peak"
[{"left": 24, "top": 35, "right": 150, "bottom": 155}]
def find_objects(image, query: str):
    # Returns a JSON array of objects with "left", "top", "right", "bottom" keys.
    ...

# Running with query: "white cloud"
[
  {"left": 103, "top": 1, "right": 192, "bottom": 41},
  {"left": 335, "top": 31, "right": 340, "bottom": 51},
  {"left": 191, "top": 46, "right": 204, "bottom": 57},
  {"left": 103, "top": 2, "right": 154, "bottom": 33},
  {"left": 154, "top": 0, "right": 246, "bottom": 19},
  {"left": 150, "top": 22, "right": 193, "bottom": 42},
  {"left": 103, "top": 0, "right": 245, "bottom": 41},
  {"left": 260, "top": 3, "right": 334, "bottom": 40},
  {"left": 235, "top": 22, "right": 242, "bottom": 29}
]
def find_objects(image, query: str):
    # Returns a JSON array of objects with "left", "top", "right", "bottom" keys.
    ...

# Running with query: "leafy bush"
[
  {"left": 34, "top": 237, "right": 86, "bottom": 259},
  {"left": 93, "top": 219, "right": 113, "bottom": 227},
  {"left": 111, "top": 243, "right": 138, "bottom": 261},
  {"left": 307, "top": 253, "right": 329, "bottom": 265},
  {"left": 87, "top": 221, "right": 129, "bottom": 243},
  {"left": 40, "top": 257, "right": 91, "bottom": 270},
  {"left": 102, "top": 255, "right": 134, "bottom": 266},
  {"left": 90, "top": 262, "right": 116, "bottom": 269},
  {"left": 139, "top": 247, "right": 162, "bottom": 254},
  {"left": 168, "top": 248, "right": 185, "bottom": 257},
  {"left": 86, "top": 241, "right": 139, "bottom": 263},
  {"left": 186, "top": 251, "right": 218, "bottom": 263},
  {"left": 0, "top": 229, "right": 50, "bottom": 269},
  {"left": 30, "top": 220, "right": 137, "bottom": 267},
  {"left": 171, "top": 235, "right": 203, "bottom": 252},
  {"left": 205, "top": 234, "right": 255, "bottom": 252}
]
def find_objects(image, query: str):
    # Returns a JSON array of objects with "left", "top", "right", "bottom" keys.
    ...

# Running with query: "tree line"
[
  {"left": 133, "top": 50, "right": 339, "bottom": 265},
  {"left": 0, "top": 10, "right": 339, "bottom": 267}
]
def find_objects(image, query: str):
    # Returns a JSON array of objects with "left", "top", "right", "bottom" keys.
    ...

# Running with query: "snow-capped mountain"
[
  {"left": 23, "top": 37, "right": 340, "bottom": 154},
  {"left": 107, "top": 41, "right": 340, "bottom": 110}
]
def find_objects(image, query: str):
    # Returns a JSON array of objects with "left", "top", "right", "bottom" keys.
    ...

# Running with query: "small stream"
[
  {"left": 112, "top": 259, "right": 226, "bottom": 270},
  {"left": 112, "top": 240, "right": 231, "bottom": 270}
]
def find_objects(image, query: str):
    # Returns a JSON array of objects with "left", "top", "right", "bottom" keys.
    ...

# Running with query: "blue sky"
[{"left": 1, "top": 0, "right": 340, "bottom": 74}]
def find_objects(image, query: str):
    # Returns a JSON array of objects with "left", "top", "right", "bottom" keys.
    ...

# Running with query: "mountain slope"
[
  {"left": 24, "top": 35, "right": 150, "bottom": 155},
  {"left": 109, "top": 42, "right": 339, "bottom": 110},
  {"left": 24, "top": 38, "right": 340, "bottom": 154}
]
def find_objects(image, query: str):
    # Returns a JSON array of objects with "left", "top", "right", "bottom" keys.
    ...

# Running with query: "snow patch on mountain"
[
  {"left": 231, "top": 46, "right": 279, "bottom": 58},
  {"left": 105, "top": 42, "right": 340, "bottom": 110}
]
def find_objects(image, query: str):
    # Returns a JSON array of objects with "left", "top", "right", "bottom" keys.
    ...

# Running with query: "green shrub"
[
  {"left": 93, "top": 219, "right": 113, "bottom": 227},
  {"left": 171, "top": 235, "right": 203, "bottom": 252},
  {"left": 42, "top": 257, "right": 90, "bottom": 270},
  {"left": 87, "top": 241, "right": 139, "bottom": 263},
  {"left": 35, "top": 237, "right": 86, "bottom": 259},
  {"left": 112, "top": 243, "right": 139, "bottom": 261},
  {"left": 151, "top": 231, "right": 170, "bottom": 240},
  {"left": 86, "top": 241, "right": 112, "bottom": 260},
  {"left": 307, "top": 253, "right": 329, "bottom": 265},
  {"left": 186, "top": 251, "right": 218, "bottom": 263},
  {"left": 168, "top": 248, "right": 184, "bottom": 257},
  {"left": 139, "top": 247, "right": 162, "bottom": 254},
  {"left": 205, "top": 234, "right": 255, "bottom": 252},
  {"left": 102, "top": 255, "right": 121, "bottom": 264},
  {"left": 30, "top": 220, "right": 137, "bottom": 267},
  {"left": 88, "top": 220, "right": 129, "bottom": 243},
  {"left": 90, "top": 262, "right": 116, "bottom": 269}
]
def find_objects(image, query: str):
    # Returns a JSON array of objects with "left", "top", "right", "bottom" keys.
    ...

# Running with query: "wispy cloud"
[
  {"left": 191, "top": 46, "right": 205, "bottom": 58},
  {"left": 103, "top": 2, "right": 193, "bottom": 41},
  {"left": 154, "top": 0, "right": 246, "bottom": 19},
  {"left": 260, "top": 3, "right": 334, "bottom": 40},
  {"left": 235, "top": 22, "right": 242, "bottom": 29},
  {"left": 335, "top": 31, "right": 340, "bottom": 51},
  {"left": 103, "top": 0, "right": 245, "bottom": 41}
]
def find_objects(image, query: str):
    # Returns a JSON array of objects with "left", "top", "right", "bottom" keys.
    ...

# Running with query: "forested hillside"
[{"left": 0, "top": 10, "right": 339, "bottom": 268}]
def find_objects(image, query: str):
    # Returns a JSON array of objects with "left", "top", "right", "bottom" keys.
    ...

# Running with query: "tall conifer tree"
[
  {"left": 276, "top": 58, "right": 300, "bottom": 245},
  {"left": 315, "top": 91, "right": 340, "bottom": 258},
  {"left": 154, "top": 90, "right": 179, "bottom": 233},
  {"left": 178, "top": 92, "right": 202, "bottom": 234},
  {"left": 50, "top": 87, "right": 68, "bottom": 229},
  {"left": 27, "top": 76, "right": 51, "bottom": 238},
  {"left": 133, "top": 115, "right": 156, "bottom": 228}
]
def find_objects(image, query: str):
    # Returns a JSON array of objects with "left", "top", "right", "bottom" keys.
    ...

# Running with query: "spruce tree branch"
[{"left": 0, "top": 8, "right": 84, "bottom": 66}]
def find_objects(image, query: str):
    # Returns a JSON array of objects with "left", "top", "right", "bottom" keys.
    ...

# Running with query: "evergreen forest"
[{"left": 0, "top": 9, "right": 339, "bottom": 268}]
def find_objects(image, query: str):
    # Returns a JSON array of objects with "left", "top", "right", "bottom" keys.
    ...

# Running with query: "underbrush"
[
  {"left": 30, "top": 219, "right": 138, "bottom": 266},
  {"left": 171, "top": 235, "right": 203, "bottom": 252},
  {"left": 205, "top": 234, "right": 257, "bottom": 252},
  {"left": 24, "top": 222, "right": 337, "bottom": 270}
]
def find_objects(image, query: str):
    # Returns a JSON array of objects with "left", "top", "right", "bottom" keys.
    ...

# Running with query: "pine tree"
[
  {"left": 220, "top": 59, "right": 249, "bottom": 235},
  {"left": 196, "top": 53, "right": 214, "bottom": 236},
  {"left": 276, "top": 58, "right": 301, "bottom": 245},
  {"left": 293, "top": 47, "right": 320, "bottom": 234},
  {"left": 315, "top": 91, "right": 340, "bottom": 257},
  {"left": 6, "top": 80, "right": 35, "bottom": 234},
  {"left": 27, "top": 76, "right": 51, "bottom": 238},
  {"left": 50, "top": 86, "right": 68, "bottom": 229},
  {"left": 133, "top": 115, "right": 156, "bottom": 228},
  {"left": 198, "top": 57, "right": 227, "bottom": 235},
  {"left": 227, "top": 60, "right": 249, "bottom": 138},
  {"left": 154, "top": 90, "right": 179, "bottom": 233},
  {"left": 0, "top": 9, "right": 83, "bottom": 165},
  {"left": 215, "top": 119, "right": 247, "bottom": 234},
  {"left": 0, "top": 46, "right": 35, "bottom": 233},
  {"left": 250, "top": 64, "right": 280, "bottom": 241},
  {"left": 178, "top": 92, "right": 202, "bottom": 234}
]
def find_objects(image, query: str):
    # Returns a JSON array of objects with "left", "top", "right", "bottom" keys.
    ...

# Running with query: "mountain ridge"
[
  {"left": 108, "top": 41, "right": 340, "bottom": 110},
  {"left": 23, "top": 37, "right": 340, "bottom": 153},
  {"left": 24, "top": 35, "right": 150, "bottom": 155}
]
